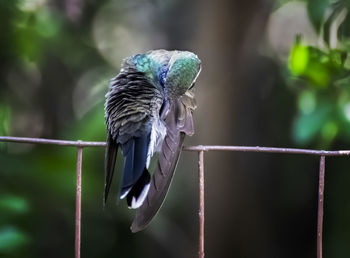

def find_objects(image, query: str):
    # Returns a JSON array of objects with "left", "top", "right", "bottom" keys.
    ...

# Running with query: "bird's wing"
[
  {"left": 104, "top": 67, "right": 162, "bottom": 204},
  {"left": 131, "top": 90, "right": 197, "bottom": 232},
  {"left": 104, "top": 133, "right": 119, "bottom": 204}
]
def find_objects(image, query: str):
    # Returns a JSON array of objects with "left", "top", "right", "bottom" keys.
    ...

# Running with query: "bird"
[{"left": 104, "top": 49, "right": 201, "bottom": 232}]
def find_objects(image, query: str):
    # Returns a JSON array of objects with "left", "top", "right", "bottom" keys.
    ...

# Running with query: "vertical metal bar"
[
  {"left": 198, "top": 150, "right": 205, "bottom": 258},
  {"left": 317, "top": 156, "right": 325, "bottom": 258},
  {"left": 75, "top": 146, "right": 83, "bottom": 258}
]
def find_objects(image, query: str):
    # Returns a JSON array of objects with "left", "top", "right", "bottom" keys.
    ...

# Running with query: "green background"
[{"left": 1, "top": 0, "right": 350, "bottom": 257}]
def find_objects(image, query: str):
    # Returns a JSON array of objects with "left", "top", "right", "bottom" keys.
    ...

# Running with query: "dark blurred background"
[{"left": 1, "top": 0, "right": 350, "bottom": 257}]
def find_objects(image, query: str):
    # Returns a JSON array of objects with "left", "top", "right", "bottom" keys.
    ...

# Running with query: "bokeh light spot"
[
  {"left": 343, "top": 102, "right": 350, "bottom": 121},
  {"left": 298, "top": 90, "right": 316, "bottom": 114},
  {"left": 321, "top": 121, "right": 338, "bottom": 141}
]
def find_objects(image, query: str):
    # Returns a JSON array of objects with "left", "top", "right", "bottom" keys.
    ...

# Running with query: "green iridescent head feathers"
[
  {"left": 123, "top": 50, "right": 201, "bottom": 97},
  {"left": 165, "top": 51, "right": 201, "bottom": 96}
]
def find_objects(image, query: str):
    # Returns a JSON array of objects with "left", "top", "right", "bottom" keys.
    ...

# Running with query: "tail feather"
[
  {"left": 120, "top": 133, "right": 151, "bottom": 206},
  {"left": 120, "top": 139, "right": 135, "bottom": 198},
  {"left": 104, "top": 134, "right": 118, "bottom": 205},
  {"left": 126, "top": 168, "right": 151, "bottom": 209}
]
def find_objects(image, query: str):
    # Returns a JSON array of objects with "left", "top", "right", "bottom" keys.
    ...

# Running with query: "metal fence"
[{"left": 1, "top": 136, "right": 349, "bottom": 258}]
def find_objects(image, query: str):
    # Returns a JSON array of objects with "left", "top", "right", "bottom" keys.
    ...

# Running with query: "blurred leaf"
[
  {"left": 334, "top": 74, "right": 350, "bottom": 87},
  {"left": 307, "top": 0, "right": 329, "bottom": 33},
  {"left": 0, "top": 104, "right": 11, "bottom": 136},
  {"left": 0, "top": 226, "right": 29, "bottom": 253},
  {"left": 321, "top": 120, "right": 338, "bottom": 142},
  {"left": 341, "top": 101, "right": 350, "bottom": 120},
  {"left": 34, "top": 9, "right": 61, "bottom": 38},
  {"left": 293, "top": 103, "right": 331, "bottom": 144},
  {"left": 344, "top": 52, "right": 350, "bottom": 69},
  {"left": 289, "top": 39, "right": 309, "bottom": 75},
  {"left": 329, "top": 49, "right": 347, "bottom": 68},
  {"left": 0, "top": 195, "right": 30, "bottom": 214},
  {"left": 289, "top": 41, "right": 330, "bottom": 87},
  {"left": 13, "top": 7, "right": 62, "bottom": 62},
  {"left": 298, "top": 90, "right": 316, "bottom": 114},
  {"left": 15, "top": 25, "right": 43, "bottom": 62},
  {"left": 323, "top": 2, "right": 345, "bottom": 46},
  {"left": 338, "top": 6, "right": 350, "bottom": 38},
  {"left": 17, "top": 0, "right": 47, "bottom": 12},
  {"left": 305, "top": 61, "right": 329, "bottom": 87}
]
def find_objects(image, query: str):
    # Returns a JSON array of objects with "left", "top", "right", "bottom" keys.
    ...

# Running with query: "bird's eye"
[{"left": 189, "top": 82, "right": 195, "bottom": 90}]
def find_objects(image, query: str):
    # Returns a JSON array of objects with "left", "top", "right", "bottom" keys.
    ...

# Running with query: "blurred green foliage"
[
  {"left": 0, "top": 1, "right": 125, "bottom": 257},
  {"left": 0, "top": 196, "right": 30, "bottom": 256},
  {"left": 288, "top": 0, "right": 350, "bottom": 147},
  {"left": 0, "top": 226, "right": 29, "bottom": 254},
  {"left": 1, "top": 0, "right": 350, "bottom": 257},
  {"left": 0, "top": 0, "right": 199, "bottom": 257},
  {"left": 284, "top": 4, "right": 350, "bottom": 255}
]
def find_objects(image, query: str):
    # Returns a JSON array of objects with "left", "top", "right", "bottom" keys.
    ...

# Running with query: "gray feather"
[
  {"left": 103, "top": 50, "right": 201, "bottom": 231},
  {"left": 104, "top": 67, "right": 163, "bottom": 204},
  {"left": 104, "top": 133, "right": 118, "bottom": 204},
  {"left": 131, "top": 91, "right": 196, "bottom": 232},
  {"left": 105, "top": 67, "right": 163, "bottom": 144}
]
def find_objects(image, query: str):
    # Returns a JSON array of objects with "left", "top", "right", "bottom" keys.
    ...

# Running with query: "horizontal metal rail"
[
  {"left": 1, "top": 136, "right": 350, "bottom": 155},
  {"left": 0, "top": 136, "right": 338, "bottom": 258}
]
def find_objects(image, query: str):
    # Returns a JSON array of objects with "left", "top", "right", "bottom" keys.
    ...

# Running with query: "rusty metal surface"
[
  {"left": 317, "top": 156, "right": 325, "bottom": 258},
  {"left": 75, "top": 146, "right": 83, "bottom": 258},
  {"left": 198, "top": 150, "right": 205, "bottom": 258}
]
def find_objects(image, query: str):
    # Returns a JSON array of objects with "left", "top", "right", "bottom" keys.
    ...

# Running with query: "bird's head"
[
  {"left": 164, "top": 51, "right": 201, "bottom": 97},
  {"left": 128, "top": 50, "right": 201, "bottom": 97}
]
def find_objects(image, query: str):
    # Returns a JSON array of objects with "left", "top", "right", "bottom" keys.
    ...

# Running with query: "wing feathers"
[
  {"left": 120, "top": 134, "right": 150, "bottom": 196},
  {"left": 104, "top": 133, "right": 118, "bottom": 205},
  {"left": 131, "top": 97, "right": 193, "bottom": 232},
  {"left": 105, "top": 62, "right": 197, "bottom": 232}
]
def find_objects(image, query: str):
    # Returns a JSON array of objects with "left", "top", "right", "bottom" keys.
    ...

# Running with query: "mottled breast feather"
[{"left": 105, "top": 67, "right": 163, "bottom": 144}]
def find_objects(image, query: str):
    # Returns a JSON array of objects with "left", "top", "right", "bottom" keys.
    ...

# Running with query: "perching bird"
[{"left": 104, "top": 49, "right": 201, "bottom": 232}]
